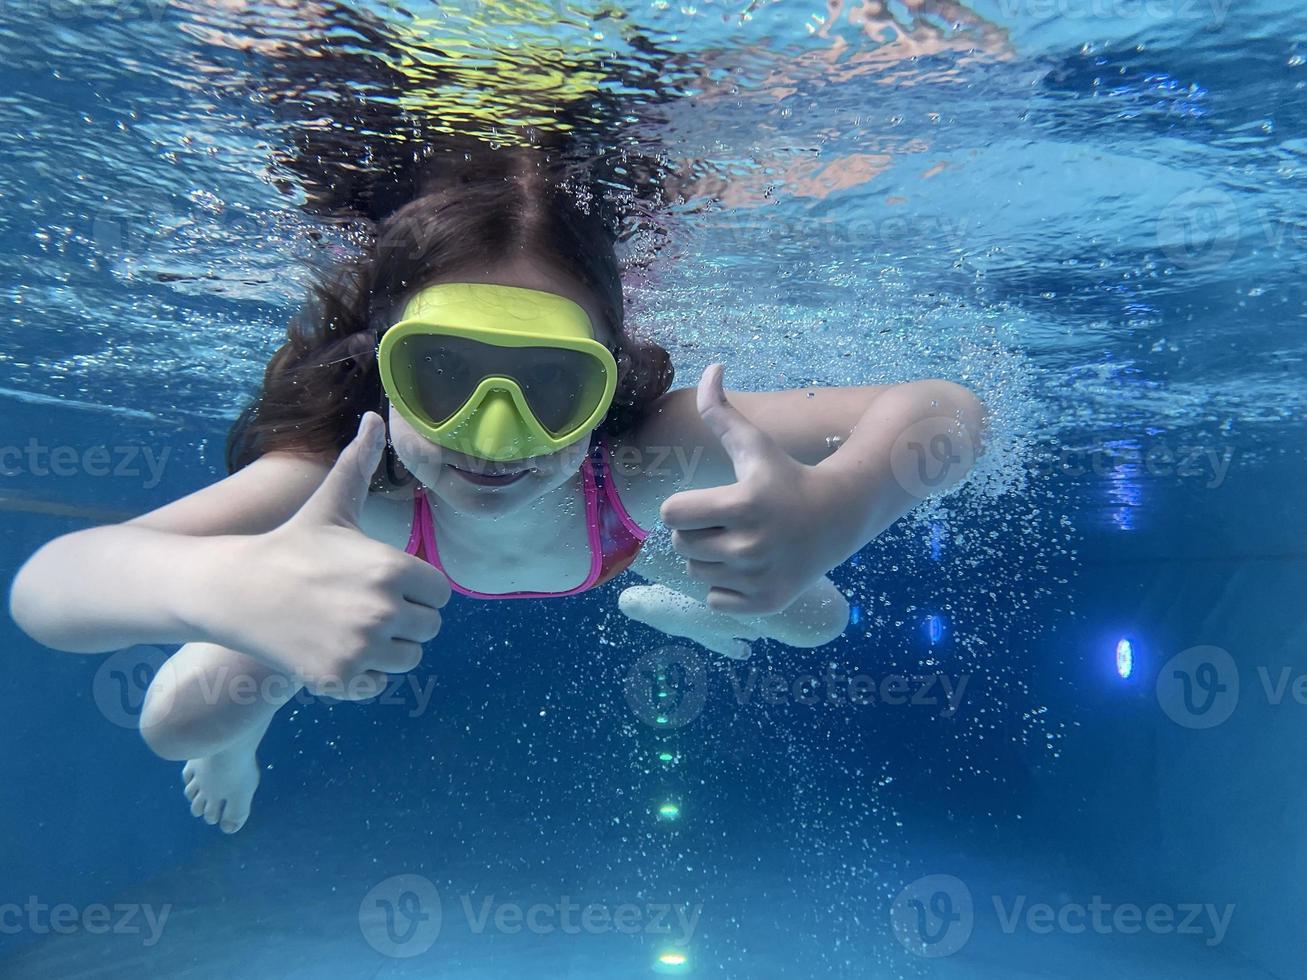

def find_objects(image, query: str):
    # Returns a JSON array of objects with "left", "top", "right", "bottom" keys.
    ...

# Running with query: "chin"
[{"left": 419, "top": 442, "right": 593, "bottom": 517}]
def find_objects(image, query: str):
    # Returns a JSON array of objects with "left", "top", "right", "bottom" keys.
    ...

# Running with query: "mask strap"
[{"left": 375, "top": 389, "right": 413, "bottom": 489}]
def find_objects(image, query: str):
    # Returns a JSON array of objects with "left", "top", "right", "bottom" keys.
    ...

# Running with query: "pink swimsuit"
[{"left": 404, "top": 438, "right": 648, "bottom": 599}]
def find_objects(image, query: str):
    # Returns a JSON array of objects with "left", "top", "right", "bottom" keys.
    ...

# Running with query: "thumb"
[
  {"left": 697, "top": 363, "right": 778, "bottom": 479},
  {"left": 295, "top": 412, "right": 385, "bottom": 528}
]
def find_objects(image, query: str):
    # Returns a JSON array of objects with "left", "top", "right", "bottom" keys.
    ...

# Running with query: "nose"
[{"left": 465, "top": 390, "right": 532, "bottom": 461}]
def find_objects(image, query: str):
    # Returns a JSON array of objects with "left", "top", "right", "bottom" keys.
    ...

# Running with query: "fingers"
[
  {"left": 684, "top": 559, "right": 755, "bottom": 593},
  {"left": 390, "top": 602, "right": 443, "bottom": 645},
  {"left": 295, "top": 412, "right": 385, "bottom": 528},
  {"left": 671, "top": 527, "right": 755, "bottom": 563},
  {"left": 705, "top": 586, "right": 770, "bottom": 616},
  {"left": 396, "top": 557, "right": 453, "bottom": 610},
  {"left": 660, "top": 485, "right": 745, "bottom": 531},
  {"left": 370, "top": 639, "right": 425, "bottom": 675}
]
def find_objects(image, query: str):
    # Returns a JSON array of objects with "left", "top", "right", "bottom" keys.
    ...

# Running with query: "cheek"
[{"left": 388, "top": 409, "right": 446, "bottom": 479}]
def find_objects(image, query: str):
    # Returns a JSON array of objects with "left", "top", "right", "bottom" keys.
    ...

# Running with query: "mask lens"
[
  {"left": 386, "top": 332, "right": 610, "bottom": 438},
  {"left": 390, "top": 333, "right": 484, "bottom": 426},
  {"left": 507, "top": 346, "right": 608, "bottom": 435}
]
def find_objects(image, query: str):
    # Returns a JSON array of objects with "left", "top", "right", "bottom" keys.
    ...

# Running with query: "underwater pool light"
[
  {"left": 652, "top": 948, "right": 691, "bottom": 974},
  {"left": 657, "top": 751, "right": 676, "bottom": 763},
  {"left": 657, "top": 801, "right": 681, "bottom": 821},
  {"left": 924, "top": 613, "right": 946, "bottom": 645},
  {"left": 1116, "top": 638, "right": 1134, "bottom": 679}
]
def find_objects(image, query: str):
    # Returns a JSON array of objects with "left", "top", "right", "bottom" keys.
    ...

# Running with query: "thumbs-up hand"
[
  {"left": 199, "top": 412, "right": 451, "bottom": 699},
  {"left": 659, "top": 365, "right": 851, "bottom": 617}
]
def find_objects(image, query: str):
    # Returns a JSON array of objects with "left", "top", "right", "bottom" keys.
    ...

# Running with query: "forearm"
[
  {"left": 815, "top": 379, "right": 987, "bottom": 546},
  {"left": 8, "top": 525, "right": 232, "bottom": 654}
]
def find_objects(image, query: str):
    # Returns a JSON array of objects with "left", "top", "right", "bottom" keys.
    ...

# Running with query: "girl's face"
[{"left": 386, "top": 254, "right": 615, "bottom": 518}]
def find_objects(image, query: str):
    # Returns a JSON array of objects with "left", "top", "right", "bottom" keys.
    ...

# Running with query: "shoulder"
[{"left": 602, "top": 388, "right": 736, "bottom": 532}]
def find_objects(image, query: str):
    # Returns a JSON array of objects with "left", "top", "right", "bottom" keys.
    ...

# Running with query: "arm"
[
  {"left": 8, "top": 414, "right": 447, "bottom": 697},
  {"left": 613, "top": 366, "right": 986, "bottom": 615},
  {"left": 8, "top": 451, "right": 334, "bottom": 654},
  {"left": 616, "top": 373, "right": 986, "bottom": 529}
]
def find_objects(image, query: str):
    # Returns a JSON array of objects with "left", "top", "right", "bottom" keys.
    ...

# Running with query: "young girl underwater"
[{"left": 9, "top": 151, "right": 986, "bottom": 835}]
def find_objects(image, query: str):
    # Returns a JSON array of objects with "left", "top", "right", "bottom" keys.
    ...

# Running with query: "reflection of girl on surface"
[{"left": 9, "top": 15, "right": 988, "bottom": 837}]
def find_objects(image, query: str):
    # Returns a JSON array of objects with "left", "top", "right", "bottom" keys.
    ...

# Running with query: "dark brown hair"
[{"left": 226, "top": 147, "right": 674, "bottom": 488}]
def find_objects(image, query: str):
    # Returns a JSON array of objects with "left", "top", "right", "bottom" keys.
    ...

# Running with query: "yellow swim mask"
[{"left": 377, "top": 283, "right": 617, "bottom": 462}]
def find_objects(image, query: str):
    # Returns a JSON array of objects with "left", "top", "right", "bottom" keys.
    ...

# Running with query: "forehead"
[{"left": 403, "top": 255, "right": 611, "bottom": 343}]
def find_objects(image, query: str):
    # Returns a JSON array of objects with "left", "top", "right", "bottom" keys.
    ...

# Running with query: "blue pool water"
[{"left": 2, "top": 1, "right": 1306, "bottom": 977}]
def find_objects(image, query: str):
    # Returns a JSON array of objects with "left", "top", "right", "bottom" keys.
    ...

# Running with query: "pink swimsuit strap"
[{"left": 405, "top": 437, "right": 647, "bottom": 600}]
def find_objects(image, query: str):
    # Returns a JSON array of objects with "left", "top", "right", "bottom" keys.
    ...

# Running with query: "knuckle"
[
  {"left": 355, "top": 599, "right": 394, "bottom": 633},
  {"left": 364, "top": 555, "right": 402, "bottom": 589},
  {"left": 722, "top": 490, "right": 757, "bottom": 523}
]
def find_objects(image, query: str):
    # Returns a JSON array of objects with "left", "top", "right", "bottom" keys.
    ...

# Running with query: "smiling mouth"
[{"left": 446, "top": 464, "right": 531, "bottom": 487}]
